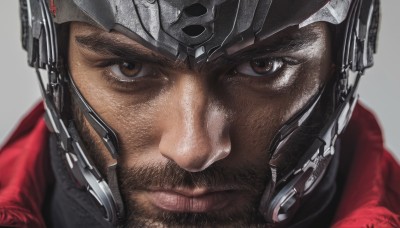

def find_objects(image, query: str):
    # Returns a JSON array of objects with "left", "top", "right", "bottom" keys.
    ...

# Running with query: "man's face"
[{"left": 68, "top": 22, "right": 332, "bottom": 227}]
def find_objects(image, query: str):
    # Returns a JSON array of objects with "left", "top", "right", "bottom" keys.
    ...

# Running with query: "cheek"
[
  {"left": 69, "top": 58, "right": 164, "bottom": 168},
  {"left": 81, "top": 86, "right": 169, "bottom": 167},
  {"left": 110, "top": 98, "right": 167, "bottom": 166},
  {"left": 225, "top": 58, "right": 331, "bottom": 162}
]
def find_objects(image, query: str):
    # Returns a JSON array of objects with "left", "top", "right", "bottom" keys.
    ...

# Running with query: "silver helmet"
[{"left": 20, "top": 0, "right": 379, "bottom": 226}]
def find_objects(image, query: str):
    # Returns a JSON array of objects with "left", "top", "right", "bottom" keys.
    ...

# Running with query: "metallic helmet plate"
[{"left": 52, "top": 0, "right": 350, "bottom": 65}]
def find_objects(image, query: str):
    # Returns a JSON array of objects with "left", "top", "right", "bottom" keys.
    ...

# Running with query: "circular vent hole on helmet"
[
  {"left": 182, "top": 25, "right": 205, "bottom": 37},
  {"left": 184, "top": 3, "right": 207, "bottom": 17}
]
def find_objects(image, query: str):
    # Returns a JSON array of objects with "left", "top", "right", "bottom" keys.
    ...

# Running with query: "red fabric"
[
  {"left": 0, "top": 102, "right": 50, "bottom": 228},
  {"left": 0, "top": 102, "right": 399, "bottom": 227},
  {"left": 332, "top": 103, "right": 400, "bottom": 227}
]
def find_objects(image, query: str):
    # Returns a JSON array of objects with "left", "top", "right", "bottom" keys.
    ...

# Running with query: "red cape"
[{"left": 0, "top": 102, "right": 399, "bottom": 227}]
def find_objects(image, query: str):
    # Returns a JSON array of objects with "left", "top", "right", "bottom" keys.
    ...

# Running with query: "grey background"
[{"left": 1, "top": 1, "right": 399, "bottom": 161}]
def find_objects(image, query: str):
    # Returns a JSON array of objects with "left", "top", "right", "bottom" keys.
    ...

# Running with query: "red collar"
[
  {"left": 332, "top": 103, "right": 400, "bottom": 227},
  {"left": 0, "top": 102, "right": 50, "bottom": 228}
]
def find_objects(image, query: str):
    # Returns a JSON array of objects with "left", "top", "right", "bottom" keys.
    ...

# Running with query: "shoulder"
[
  {"left": 0, "top": 102, "right": 51, "bottom": 228},
  {"left": 332, "top": 102, "right": 400, "bottom": 227}
]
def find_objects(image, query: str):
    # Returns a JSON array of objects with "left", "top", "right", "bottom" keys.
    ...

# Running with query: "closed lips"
[{"left": 145, "top": 188, "right": 241, "bottom": 213}]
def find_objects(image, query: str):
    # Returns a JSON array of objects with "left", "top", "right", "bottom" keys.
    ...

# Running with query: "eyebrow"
[
  {"left": 75, "top": 33, "right": 176, "bottom": 67},
  {"left": 76, "top": 27, "right": 321, "bottom": 70},
  {"left": 229, "top": 29, "right": 321, "bottom": 61}
]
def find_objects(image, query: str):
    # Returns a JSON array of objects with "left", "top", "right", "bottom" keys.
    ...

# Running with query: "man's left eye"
[{"left": 235, "top": 58, "right": 284, "bottom": 77}]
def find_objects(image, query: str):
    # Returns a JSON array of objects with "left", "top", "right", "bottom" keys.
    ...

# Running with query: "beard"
[
  {"left": 118, "top": 161, "right": 269, "bottom": 228},
  {"left": 72, "top": 100, "right": 270, "bottom": 227}
]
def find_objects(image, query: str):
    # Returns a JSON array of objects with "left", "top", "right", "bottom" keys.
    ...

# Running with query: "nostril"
[
  {"left": 183, "top": 3, "right": 207, "bottom": 17},
  {"left": 182, "top": 25, "right": 206, "bottom": 37}
]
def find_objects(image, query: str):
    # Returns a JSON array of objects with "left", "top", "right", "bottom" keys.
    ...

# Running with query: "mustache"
[
  {"left": 118, "top": 161, "right": 269, "bottom": 194},
  {"left": 117, "top": 161, "right": 271, "bottom": 227}
]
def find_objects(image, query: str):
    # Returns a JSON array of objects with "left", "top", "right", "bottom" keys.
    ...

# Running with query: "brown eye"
[
  {"left": 235, "top": 58, "right": 284, "bottom": 77},
  {"left": 119, "top": 61, "right": 142, "bottom": 77},
  {"left": 250, "top": 60, "right": 275, "bottom": 74},
  {"left": 109, "top": 61, "right": 153, "bottom": 81}
]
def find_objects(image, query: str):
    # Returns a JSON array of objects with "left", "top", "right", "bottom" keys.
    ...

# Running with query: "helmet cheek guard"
[
  {"left": 20, "top": 0, "right": 124, "bottom": 225},
  {"left": 261, "top": 0, "right": 379, "bottom": 224},
  {"left": 20, "top": 0, "right": 379, "bottom": 226}
]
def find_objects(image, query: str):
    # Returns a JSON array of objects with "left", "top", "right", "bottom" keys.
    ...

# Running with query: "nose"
[{"left": 159, "top": 75, "right": 231, "bottom": 172}]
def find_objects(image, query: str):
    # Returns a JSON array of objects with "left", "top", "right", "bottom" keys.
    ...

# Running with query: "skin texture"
[{"left": 68, "top": 22, "right": 332, "bottom": 227}]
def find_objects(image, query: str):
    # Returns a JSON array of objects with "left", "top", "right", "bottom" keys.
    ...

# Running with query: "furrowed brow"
[
  {"left": 268, "top": 30, "right": 319, "bottom": 52},
  {"left": 231, "top": 29, "right": 321, "bottom": 61},
  {"left": 75, "top": 33, "right": 175, "bottom": 67}
]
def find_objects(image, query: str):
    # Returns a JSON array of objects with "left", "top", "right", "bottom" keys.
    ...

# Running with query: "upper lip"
[{"left": 149, "top": 187, "right": 238, "bottom": 197}]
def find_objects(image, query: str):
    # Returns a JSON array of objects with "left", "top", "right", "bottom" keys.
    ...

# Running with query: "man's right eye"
[{"left": 108, "top": 61, "right": 155, "bottom": 81}]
